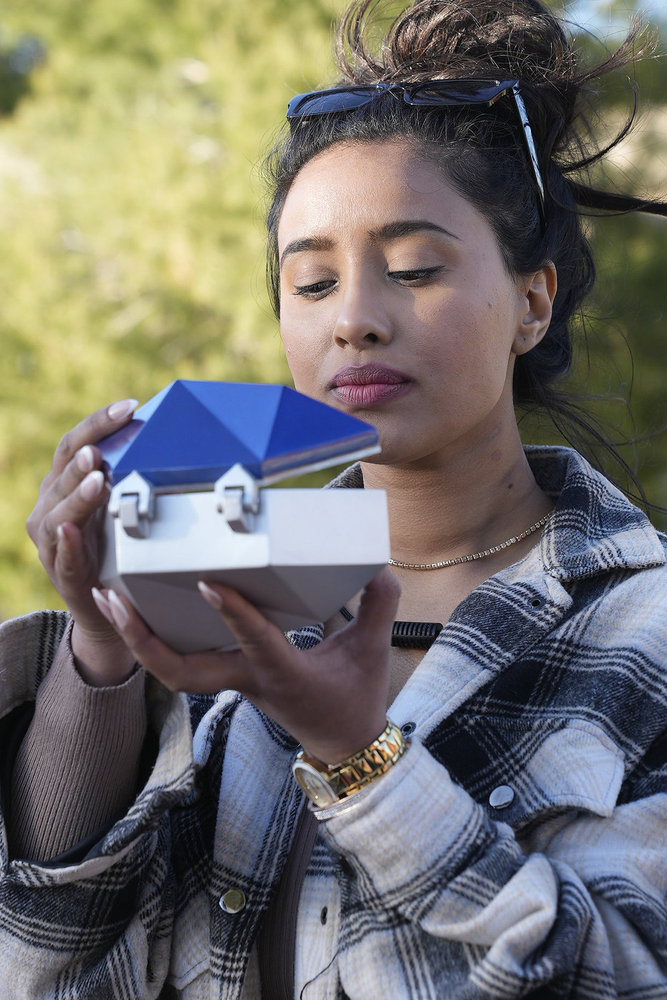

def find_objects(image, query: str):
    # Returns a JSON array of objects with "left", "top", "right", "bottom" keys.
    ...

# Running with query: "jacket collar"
[{"left": 525, "top": 446, "right": 664, "bottom": 582}]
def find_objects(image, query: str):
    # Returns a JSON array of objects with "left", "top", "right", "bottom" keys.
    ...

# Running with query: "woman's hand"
[
  {"left": 27, "top": 399, "right": 139, "bottom": 686},
  {"left": 95, "top": 568, "right": 401, "bottom": 763}
]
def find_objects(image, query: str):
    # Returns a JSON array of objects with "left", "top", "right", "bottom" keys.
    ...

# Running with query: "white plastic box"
[
  {"left": 97, "top": 381, "right": 389, "bottom": 652},
  {"left": 100, "top": 473, "right": 389, "bottom": 652}
]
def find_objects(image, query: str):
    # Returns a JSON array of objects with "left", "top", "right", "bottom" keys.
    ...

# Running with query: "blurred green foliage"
[{"left": 0, "top": 0, "right": 664, "bottom": 619}]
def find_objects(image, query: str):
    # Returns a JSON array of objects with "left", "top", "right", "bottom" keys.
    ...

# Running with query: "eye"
[
  {"left": 293, "top": 278, "right": 337, "bottom": 299},
  {"left": 388, "top": 266, "right": 444, "bottom": 285}
]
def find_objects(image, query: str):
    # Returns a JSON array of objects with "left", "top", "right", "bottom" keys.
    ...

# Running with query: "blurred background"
[{"left": 0, "top": 0, "right": 665, "bottom": 619}]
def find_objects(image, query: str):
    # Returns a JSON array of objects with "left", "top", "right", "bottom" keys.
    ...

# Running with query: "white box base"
[{"left": 100, "top": 487, "right": 389, "bottom": 653}]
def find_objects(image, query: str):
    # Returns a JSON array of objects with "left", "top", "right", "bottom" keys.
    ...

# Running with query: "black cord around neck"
[{"left": 339, "top": 607, "right": 442, "bottom": 650}]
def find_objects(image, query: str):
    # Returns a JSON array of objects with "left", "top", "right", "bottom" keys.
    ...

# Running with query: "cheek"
[
  {"left": 414, "top": 294, "right": 515, "bottom": 392},
  {"left": 280, "top": 325, "right": 324, "bottom": 391},
  {"left": 411, "top": 298, "right": 476, "bottom": 374}
]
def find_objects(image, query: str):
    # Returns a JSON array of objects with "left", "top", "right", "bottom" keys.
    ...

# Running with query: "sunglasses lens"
[
  {"left": 287, "top": 86, "right": 382, "bottom": 118},
  {"left": 406, "top": 79, "right": 503, "bottom": 106}
]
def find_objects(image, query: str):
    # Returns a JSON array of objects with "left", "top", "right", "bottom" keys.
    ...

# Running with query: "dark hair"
[{"left": 264, "top": 0, "right": 666, "bottom": 495}]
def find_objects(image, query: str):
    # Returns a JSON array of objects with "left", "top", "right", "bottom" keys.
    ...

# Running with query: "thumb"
[{"left": 352, "top": 567, "right": 401, "bottom": 647}]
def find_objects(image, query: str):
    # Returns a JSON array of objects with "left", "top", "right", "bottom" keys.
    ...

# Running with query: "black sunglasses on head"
[{"left": 286, "top": 78, "right": 546, "bottom": 226}]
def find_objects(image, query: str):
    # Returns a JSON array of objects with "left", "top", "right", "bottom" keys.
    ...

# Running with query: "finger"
[
  {"left": 52, "top": 443, "right": 103, "bottom": 506},
  {"left": 53, "top": 521, "right": 93, "bottom": 586},
  {"left": 197, "top": 581, "right": 292, "bottom": 666},
  {"left": 31, "top": 445, "right": 105, "bottom": 534},
  {"left": 27, "top": 399, "right": 138, "bottom": 543},
  {"left": 42, "top": 524, "right": 113, "bottom": 630},
  {"left": 38, "top": 469, "right": 109, "bottom": 554},
  {"left": 50, "top": 398, "right": 138, "bottom": 479},
  {"left": 104, "top": 589, "right": 250, "bottom": 694},
  {"left": 103, "top": 590, "right": 190, "bottom": 684},
  {"left": 105, "top": 591, "right": 192, "bottom": 687},
  {"left": 91, "top": 586, "right": 115, "bottom": 626},
  {"left": 27, "top": 444, "right": 98, "bottom": 545}
]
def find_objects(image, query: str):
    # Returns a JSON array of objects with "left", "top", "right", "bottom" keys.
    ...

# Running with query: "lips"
[{"left": 328, "top": 364, "right": 412, "bottom": 407}]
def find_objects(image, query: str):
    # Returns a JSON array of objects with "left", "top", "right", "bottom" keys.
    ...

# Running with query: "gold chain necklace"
[{"left": 388, "top": 513, "right": 551, "bottom": 571}]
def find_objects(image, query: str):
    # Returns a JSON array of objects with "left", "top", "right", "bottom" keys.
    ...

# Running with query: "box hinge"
[
  {"left": 214, "top": 463, "right": 260, "bottom": 533},
  {"left": 108, "top": 471, "right": 156, "bottom": 539}
]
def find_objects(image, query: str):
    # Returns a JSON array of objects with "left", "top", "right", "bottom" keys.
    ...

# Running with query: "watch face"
[{"left": 293, "top": 762, "right": 339, "bottom": 807}]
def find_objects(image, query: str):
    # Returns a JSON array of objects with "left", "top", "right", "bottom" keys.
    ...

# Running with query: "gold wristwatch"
[{"left": 292, "top": 719, "right": 408, "bottom": 808}]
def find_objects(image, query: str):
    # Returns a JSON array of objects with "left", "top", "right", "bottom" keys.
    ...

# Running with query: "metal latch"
[
  {"left": 214, "top": 463, "right": 260, "bottom": 533},
  {"left": 108, "top": 471, "right": 156, "bottom": 539}
]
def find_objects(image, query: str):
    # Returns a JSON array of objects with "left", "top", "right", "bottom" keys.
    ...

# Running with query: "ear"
[{"left": 512, "top": 263, "right": 557, "bottom": 356}]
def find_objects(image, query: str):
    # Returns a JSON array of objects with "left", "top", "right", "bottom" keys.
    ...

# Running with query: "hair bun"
[
  {"left": 337, "top": 0, "right": 574, "bottom": 83},
  {"left": 335, "top": 0, "right": 656, "bottom": 164}
]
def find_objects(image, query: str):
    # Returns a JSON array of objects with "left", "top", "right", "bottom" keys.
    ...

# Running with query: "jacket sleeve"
[
  {"left": 0, "top": 611, "right": 201, "bottom": 1000},
  {"left": 317, "top": 734, "right": 667, "bottom": 999}
]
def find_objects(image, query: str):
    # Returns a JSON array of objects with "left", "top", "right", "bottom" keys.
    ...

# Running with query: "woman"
[{"left": 1, "top": 0, "right": 665, "bottom": 997}]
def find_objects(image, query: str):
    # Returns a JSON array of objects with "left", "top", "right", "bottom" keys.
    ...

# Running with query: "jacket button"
[
  {"left": 219, "top": 888, "right": 246, "bottom": 913},
  {"left": 488, "top": 785, "right": 515, "bottom": 809}
]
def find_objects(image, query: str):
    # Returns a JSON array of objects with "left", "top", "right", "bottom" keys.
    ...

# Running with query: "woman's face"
[{"left": 277, "top": 138, "right": 540, "bottom": 467}]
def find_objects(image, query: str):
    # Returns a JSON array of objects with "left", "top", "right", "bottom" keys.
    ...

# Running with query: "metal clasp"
[
  {"left": 214, "top": 463, "right": 260, "bottom": 533},
  {"left": 108, "top": 471, "right": 156, "bottom": 539}
]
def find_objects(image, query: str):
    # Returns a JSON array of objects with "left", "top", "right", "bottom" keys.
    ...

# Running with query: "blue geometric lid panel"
[{"left": 98, "top": 380, "right": 379, "bottom": 487}]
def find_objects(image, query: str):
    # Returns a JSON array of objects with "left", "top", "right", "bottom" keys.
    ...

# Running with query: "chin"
[{"left": 363, "top": 438, "right": 418, "bottom": 468}]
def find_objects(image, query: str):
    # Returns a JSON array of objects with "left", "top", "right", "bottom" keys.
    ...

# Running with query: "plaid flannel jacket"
[{"left": 0, "top": 446, "right": 665, "bottom": 999}]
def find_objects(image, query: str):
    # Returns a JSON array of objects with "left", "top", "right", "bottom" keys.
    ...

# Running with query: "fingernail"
[
  {"left": 108, "top": 590, "right": 130, "bottom": 630},
  {"left": 80, "top": 470, "right": 106, "bottom": 501},
  {"left": 107, "top": 398, "right": 139, "bottom": 421},
  {"left": 91, "top": 587, "right": 114, "bottom": 625},
  {"left": 76, "top": 445, "right": 95, "bottom": 474},
  {"left": 198, "top": 580, "right": 223, "bottom": 610}
]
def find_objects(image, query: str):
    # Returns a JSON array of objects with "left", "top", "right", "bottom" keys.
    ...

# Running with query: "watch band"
[{"left": 292, "top": 719, "right": 408, "bottom": 807}]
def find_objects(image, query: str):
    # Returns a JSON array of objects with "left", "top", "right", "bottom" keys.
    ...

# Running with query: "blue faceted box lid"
[{"left": 99, "top": 380, "right": 380, "bottom": 487}]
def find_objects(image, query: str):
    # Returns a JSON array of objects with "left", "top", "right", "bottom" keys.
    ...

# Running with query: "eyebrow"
[
  {"left": 280, "top": 236, "right": 334, "bottom": 269},
  {"left": 279, "top": 219, "right": 460, "bottom": 269},
  {"left": 370, "top": 219, "right": 461, "bottom": 243}
]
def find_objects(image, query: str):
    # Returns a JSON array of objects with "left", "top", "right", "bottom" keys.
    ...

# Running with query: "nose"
[{"left": 333, "top": 277, "right": 393, "bottom": 349}]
